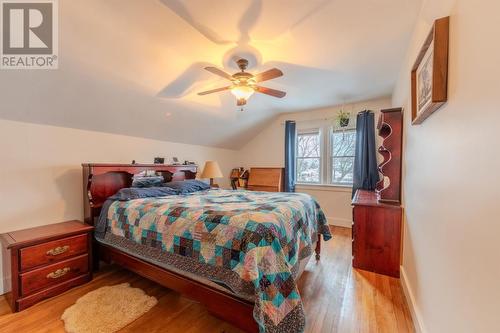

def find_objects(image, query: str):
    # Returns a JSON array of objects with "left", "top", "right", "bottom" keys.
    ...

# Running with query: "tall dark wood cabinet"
[{"left": 352, "top": 108, "right": 403, "bottom": 278}]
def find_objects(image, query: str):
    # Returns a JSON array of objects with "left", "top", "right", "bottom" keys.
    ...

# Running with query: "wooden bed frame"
[{"left": 82, "top": 163, "right": 321, "bottom": 332}]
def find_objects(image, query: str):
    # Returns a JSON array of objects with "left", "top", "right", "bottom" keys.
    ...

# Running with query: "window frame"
[
  {"left": 329, "top": 128, "right": 356, "bottom": 186},
  {"left": 295, "top": 124, "right": 356, "bottom": 187},
  {"left": 295, "top": 128, "right": 322, "bottom": 184}
]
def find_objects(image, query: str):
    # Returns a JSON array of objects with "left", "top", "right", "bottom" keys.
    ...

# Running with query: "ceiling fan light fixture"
[
  {"left": 198, "top": 58, "right": 285, "bottom": 107},
  {"left": 231, "top": 85, "right": 254, "bottom": 101}
]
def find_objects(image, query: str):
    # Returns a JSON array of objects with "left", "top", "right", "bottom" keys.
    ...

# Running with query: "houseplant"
[{"left": 336, "top": 109, "right": 351, "bottom": 127}]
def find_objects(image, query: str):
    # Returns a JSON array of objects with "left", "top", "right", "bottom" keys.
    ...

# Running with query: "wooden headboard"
[{"left": 82, "top": 163, "right": 197, "bottom": 225}]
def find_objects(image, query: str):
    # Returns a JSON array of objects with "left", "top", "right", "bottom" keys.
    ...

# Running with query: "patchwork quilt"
[{"left": 97, "top": 189, "right": 331, "bottom": 332}]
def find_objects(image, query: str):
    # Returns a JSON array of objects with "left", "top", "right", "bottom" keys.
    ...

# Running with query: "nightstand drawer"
[
  {"left": 20, "top": 254, "right": 89, "bottom": 296},
  {"left": 19, "top": 234, "right": 88, "bottom": 271}
]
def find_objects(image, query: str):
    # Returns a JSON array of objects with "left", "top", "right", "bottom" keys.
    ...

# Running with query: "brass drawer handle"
[
  {"left": 46, "top": 245, "right": 69, "bottom": 256},
  {"left": 46, "top": 267, "right": 70, "bottom": 279}
]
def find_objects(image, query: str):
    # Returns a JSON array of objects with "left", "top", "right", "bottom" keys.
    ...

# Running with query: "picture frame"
[{"left": 411, "top": 16, "right": 449, "bottom": 124}]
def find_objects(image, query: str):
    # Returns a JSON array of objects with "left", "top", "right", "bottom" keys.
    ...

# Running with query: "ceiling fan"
[{"left": 198, "top": 58, "right": 286, "bottom": 106}]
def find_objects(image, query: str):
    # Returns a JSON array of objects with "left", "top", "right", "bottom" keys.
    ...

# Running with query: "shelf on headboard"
[{"left": 81, "top": 163, "right": 198, "bottom": 225}]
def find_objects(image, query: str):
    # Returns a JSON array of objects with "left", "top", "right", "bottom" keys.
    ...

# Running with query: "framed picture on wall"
[{"left": 411, "top": 16, "right": 449, "bottom": 124}]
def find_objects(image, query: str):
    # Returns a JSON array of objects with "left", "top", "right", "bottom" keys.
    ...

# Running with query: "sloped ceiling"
[{"left": 0, "top": 0, "right": 421, "bottom": 149}]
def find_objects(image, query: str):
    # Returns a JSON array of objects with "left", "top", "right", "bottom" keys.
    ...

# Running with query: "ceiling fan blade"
[
  {"left": 197, "top": 86, "right": 231, "bottom": 95},
  {"left": 255, "top": 86, "right": 286, "bottom": 98},
  {"left": 253, "top": 68, "right": 283, "bottom": 82},
  {"left": 204, "top": 67, "right": 233, "bottom": 81}
]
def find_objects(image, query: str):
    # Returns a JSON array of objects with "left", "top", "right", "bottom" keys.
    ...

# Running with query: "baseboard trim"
[
  {"left": 400, "top": 265, "right": 426, "bottom": 333},
  {"left": 327, "top": 217, "right": 352, "bottom": 228},
  {"left": 1, "top": 275, "right": 10, "bottom": 296}
]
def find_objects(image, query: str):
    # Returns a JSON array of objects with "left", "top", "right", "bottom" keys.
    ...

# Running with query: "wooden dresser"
[
  {"left": 352, "top": 108, "right": 403, "bottom": 278},
  {"left": 0, "top": 220, "right": 93, "bottom": 311},
  {"left": 247, "top": 167, "right": 285, "bottom": 192},
  {"left": 352, "top": 190, "right": 402, "bottom": 277}
]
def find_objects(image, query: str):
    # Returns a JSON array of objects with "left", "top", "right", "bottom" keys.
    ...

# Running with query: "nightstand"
[{"left": 0, "top": 220, "right": 93, "bottom": 312}]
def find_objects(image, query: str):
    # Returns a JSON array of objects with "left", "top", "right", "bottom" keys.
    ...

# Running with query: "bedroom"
[{"left": 0, "top": 0, "right": 498, "bottom": 332}]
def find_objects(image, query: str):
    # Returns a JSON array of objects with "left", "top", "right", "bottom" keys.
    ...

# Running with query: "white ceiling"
[{"left": 0, "top": 0, "right": 421, "bottom": 149}]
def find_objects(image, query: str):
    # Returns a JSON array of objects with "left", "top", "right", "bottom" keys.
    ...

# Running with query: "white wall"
[
  {"left": 393, "top": 0, "right": 500, "bottom": 332},
  {"left": 0, "top": 119, "right": 238, "bottom": 292},
  {"left": 237, "top": 97, "right": 392, "bottom": 227}
]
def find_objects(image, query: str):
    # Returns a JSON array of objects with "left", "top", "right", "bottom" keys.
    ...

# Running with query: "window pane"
[
  {"left": 297, "top": 158, "right": 320, "bottom": 183},
  {"left": 332, "top": 157, "right": 355, "bottom": 184},
  {"left": 332, "top": 130, "right": 356, "bottom": 157},
  {"left": 298, "top": 133, "right": 320, "bottom": 157}
]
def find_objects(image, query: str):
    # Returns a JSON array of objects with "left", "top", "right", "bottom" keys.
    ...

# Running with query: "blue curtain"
[
  {"left": 284, "top": 120, "right": 296, "bottom": 192},
  {"left": 352, "top": 111, "right": 379, "bottom": 197}
]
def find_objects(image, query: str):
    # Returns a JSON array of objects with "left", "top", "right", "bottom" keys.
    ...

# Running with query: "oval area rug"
[{"left": 61, "top": 283, "right": 158, "bottom": 333}]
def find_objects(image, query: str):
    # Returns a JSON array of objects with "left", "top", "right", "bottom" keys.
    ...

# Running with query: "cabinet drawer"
[
  {"left": 247, "top": 185, "right": 279, "bottom": 192},
  {"left": 20, "top": 234, "right": 88, "bottom": 271},
  {"left": 20, "top": 254, "right": 89, "bottom": 296}
]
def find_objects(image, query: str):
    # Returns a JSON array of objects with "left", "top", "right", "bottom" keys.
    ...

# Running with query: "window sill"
[{"left": 295, "top": 183, "right": 352, "bottom": 193}]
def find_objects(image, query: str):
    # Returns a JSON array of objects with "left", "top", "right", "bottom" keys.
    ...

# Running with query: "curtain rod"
[
  {"left": 279, "top": 110, "right": 372, "bottom": 125},
  {"left": 280, "top": 117, "right": 335, "bottom": 125}
]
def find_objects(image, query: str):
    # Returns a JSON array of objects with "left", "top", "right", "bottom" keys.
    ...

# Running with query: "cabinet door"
[{"left": 352, "top": 206, "right": 401, "bottom": 277}]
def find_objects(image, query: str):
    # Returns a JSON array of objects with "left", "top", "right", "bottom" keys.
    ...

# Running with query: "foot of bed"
[{"left": 315, "top": 236, "right": 321, "bottom": 261}]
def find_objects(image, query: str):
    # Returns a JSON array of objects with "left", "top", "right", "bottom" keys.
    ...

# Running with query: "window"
[
  {"left": 331, "top": 129, "right": 356, "bottom": 185},
  {"left": 296, "top": 130, "right": 321, "bottom": 183},
  {"left": 295, "top": 126, "right": 356, "bottom": 186}
]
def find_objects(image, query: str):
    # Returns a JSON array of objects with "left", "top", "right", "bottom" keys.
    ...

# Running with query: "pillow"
[
  {"left": 113, "top": 187, "right": 178, "bottom": 201},
  {"left": 131, "top": 176, "right": 164, "bottom": 188},
  {"left": 162, "top": 179, "right": 210, "bottom": 194}
]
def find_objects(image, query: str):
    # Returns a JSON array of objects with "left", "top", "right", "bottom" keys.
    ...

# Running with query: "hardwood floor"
[{"left": 0, "top": 226, "right": 414, "bottom": 332}]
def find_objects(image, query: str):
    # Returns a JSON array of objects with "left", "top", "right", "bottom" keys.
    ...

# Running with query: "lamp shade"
[{"left": 201, "top": 161, "right": 223, "bottom": 179}]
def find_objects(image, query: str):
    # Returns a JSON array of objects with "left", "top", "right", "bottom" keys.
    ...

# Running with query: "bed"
[{"left": 82, "top": 163, "right": 331, "bottom": 332}]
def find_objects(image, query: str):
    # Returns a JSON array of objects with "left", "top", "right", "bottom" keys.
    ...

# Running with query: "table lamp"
[{"left": 201, "top": 161, "right": 223, "bottom": 187}]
